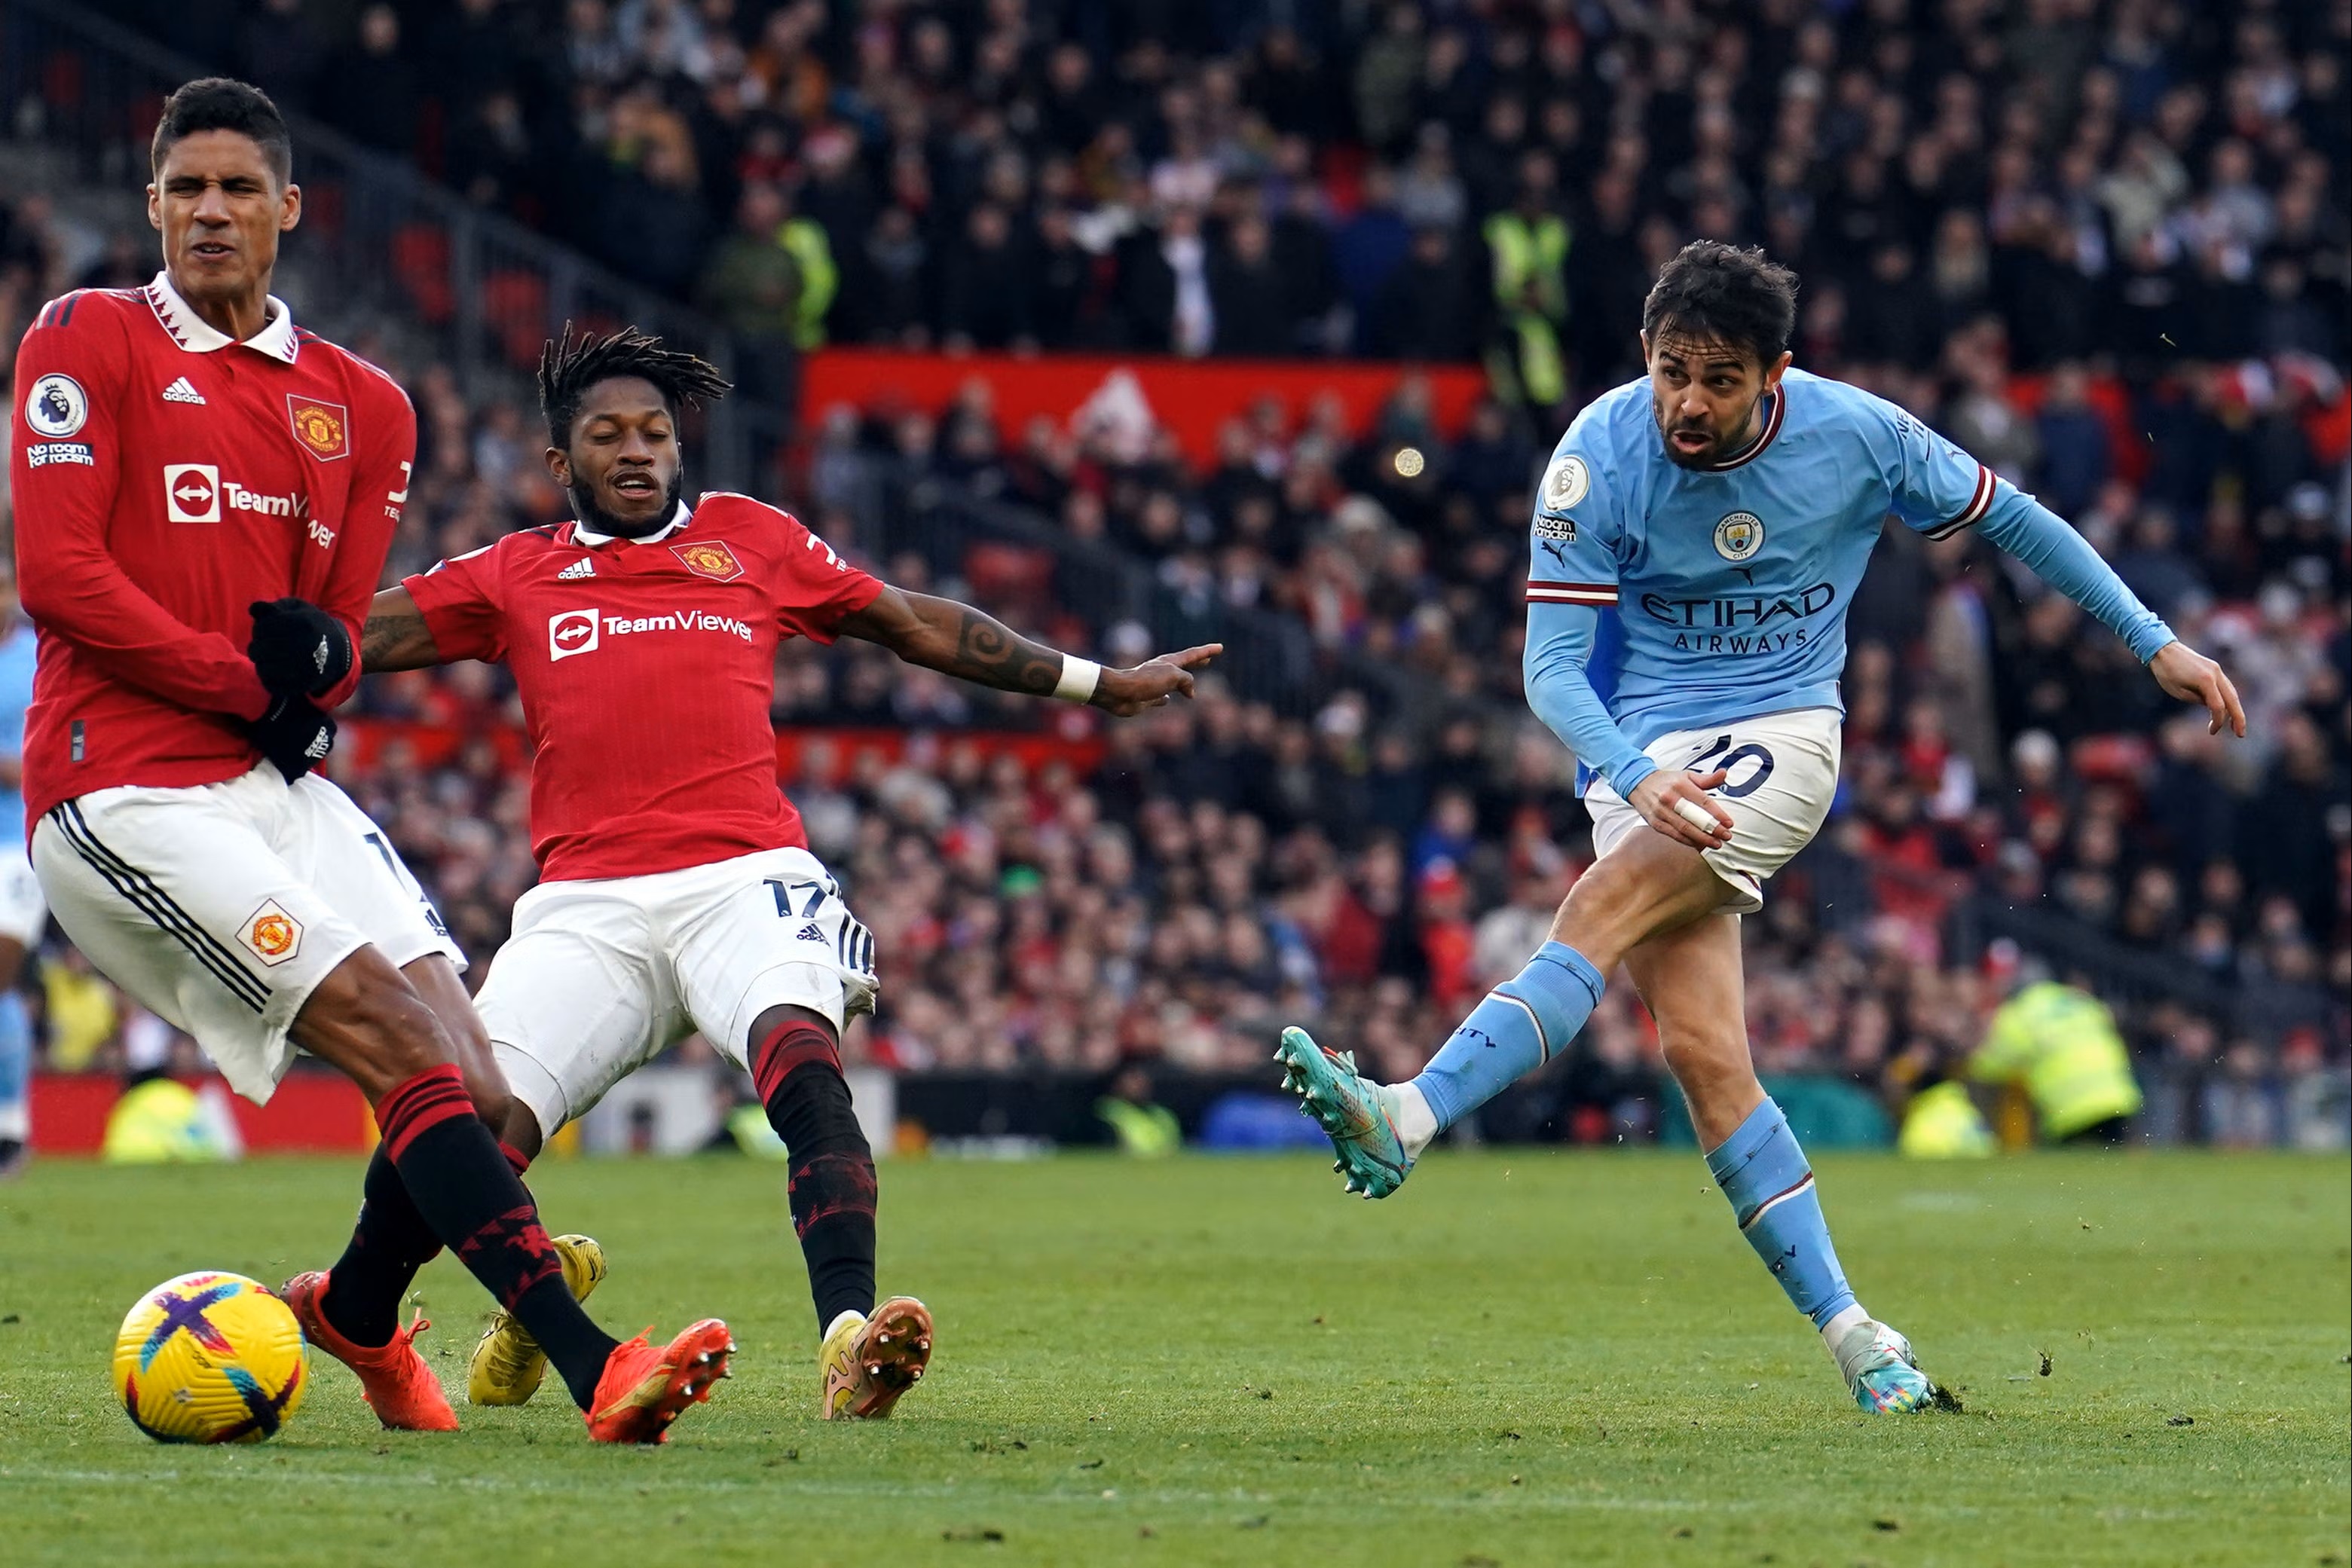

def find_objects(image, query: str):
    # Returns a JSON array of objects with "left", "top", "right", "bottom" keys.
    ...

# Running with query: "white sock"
[
  {"left": 1820, "top": 1301, "right": 1871, "bottom": 1362},
  {"left": 1392, "top": 1081, "right": 1439, "bottom": 1159},
  {"left": 824, "top": 1309, "right": 866, "bottom": 1343}
]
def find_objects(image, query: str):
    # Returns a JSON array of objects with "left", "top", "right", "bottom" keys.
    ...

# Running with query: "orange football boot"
[
  {"left": 282, "top": 1270, "right": 460, "bottom": 1432},
  {"left": 585, "top": 1319, "right": 734, "bottom": 1444}
]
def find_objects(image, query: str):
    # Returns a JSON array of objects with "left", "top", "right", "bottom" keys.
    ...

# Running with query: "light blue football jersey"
[
  {"left": 0, "top": 622, "right": 35, "bottom": 845},
  {"left": 1522, "top": 368, "right": 2170, "bottom": 796}
]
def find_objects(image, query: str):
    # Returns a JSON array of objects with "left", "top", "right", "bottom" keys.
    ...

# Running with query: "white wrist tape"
[{"left": 1054, "top": 656, "right": 1103, "bottom": 703}]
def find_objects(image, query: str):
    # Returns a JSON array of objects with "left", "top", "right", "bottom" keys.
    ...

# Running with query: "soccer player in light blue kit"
[
  {"left": 1277, "top": 243, "right": 2245, "bottom": 1412},
  {"left": 0, "top": 566, "right": 44, "bottom": 1177}
]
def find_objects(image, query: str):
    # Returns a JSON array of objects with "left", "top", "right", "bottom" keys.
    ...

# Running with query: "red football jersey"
[
  {"left": 9, "top": 273, "right": 414, "bottom": 825},
  {"left": 405, "top": 494, "right": 883, "bottom": 881}
]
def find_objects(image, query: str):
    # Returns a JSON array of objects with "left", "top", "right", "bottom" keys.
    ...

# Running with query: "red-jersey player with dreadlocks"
[
  {"left": 9, "top": 79, "right": 728, "bottom": 1441},
  {"left": 345, "top": 326, "right": 1218, "bottom": 1418}
]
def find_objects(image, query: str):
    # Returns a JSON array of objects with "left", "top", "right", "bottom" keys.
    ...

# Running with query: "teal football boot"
[
  {"left": 1831, "top": 1318, "right": 1938, "bottom": 1413},
  {"left": 1274, "top": 1026, "right": 1415, "bottom": 1199}
]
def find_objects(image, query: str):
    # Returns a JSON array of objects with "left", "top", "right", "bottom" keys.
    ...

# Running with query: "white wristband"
[{"left": 1053, "top": 655, "right": 1102, "bottom": 703}]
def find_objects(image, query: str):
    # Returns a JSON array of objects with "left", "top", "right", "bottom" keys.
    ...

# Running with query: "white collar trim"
[
  {"left": 574, "top": 499, "right": 693, "bottom": 546},
  {"left": 144, "top": 270, "right": 299, "bottom": 363}
]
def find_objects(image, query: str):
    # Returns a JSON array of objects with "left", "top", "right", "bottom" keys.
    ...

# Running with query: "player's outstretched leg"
[
  {"left": 1277, "top": 940, "right": 1606, "bottom": 1198},
  {"left": 297, "top": 949, "right": 729, "bottom": 1442},
  {"left": 749, "top": 1007, "right": 932, "bottom": 1418}
]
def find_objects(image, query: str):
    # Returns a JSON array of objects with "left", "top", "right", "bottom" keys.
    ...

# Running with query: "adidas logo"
[
  {"left": 161, "top": 376, "right": 205, "bottom": 405},
  {"left": 796, "top": 922, "right": 825, "bottom": 943},
  {"left": 556, "top": 557, "right": 595, "bottom": 580}
]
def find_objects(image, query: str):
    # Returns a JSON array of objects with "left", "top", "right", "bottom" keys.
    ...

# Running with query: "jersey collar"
[
  {"left": 1703, "top": 386, "right": 1785, "bottom": 472},
  {"left": 143, "top": 270, "right": 299, "bottom": 364},
  {"left": 573, "top": 499, "right": 693, "bottom": 547}
]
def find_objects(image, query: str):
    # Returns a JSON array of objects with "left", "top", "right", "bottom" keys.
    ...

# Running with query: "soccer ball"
[{"left": 112, "top": 1271, "right": 308, "bottom": 1443}]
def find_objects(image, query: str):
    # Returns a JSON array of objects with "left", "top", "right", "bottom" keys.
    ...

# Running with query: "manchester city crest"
[{"left": 1714, "top": 511, "right": 1764, "bottom": 561}]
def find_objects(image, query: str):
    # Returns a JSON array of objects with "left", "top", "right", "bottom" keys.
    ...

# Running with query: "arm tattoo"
[
  {"left": 944, "top": 605, "right": 1062, "bottom": 695},
  {"left": 360, "top": 604, "right": 434, "bottom": 672}
]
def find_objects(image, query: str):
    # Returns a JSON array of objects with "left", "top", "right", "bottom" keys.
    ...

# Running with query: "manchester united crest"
[
  {"left": 286, "top": 396, "right": 349, "bottom": 460},
  {"left": 240, "top": 900, "right": 304, "bottom": 967},
  {"left": 671, "top": 539, "right": 745, "bottom": 582}
]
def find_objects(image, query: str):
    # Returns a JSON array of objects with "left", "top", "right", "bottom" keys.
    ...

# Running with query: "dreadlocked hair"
[{"left": 537, "top": 323, "right": 733, "bottom": 448}]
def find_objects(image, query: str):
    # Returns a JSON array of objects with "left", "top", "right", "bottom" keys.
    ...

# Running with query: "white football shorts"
[
  {"left": 30, "top": 763, "right": 461, "bottom": 1103},
  {"left": 1583, "top": 706, "right": 1842, "bottom": 915},
  {"left": 477, "top": 845, "right": 879, "bottom": 1139},
  {"left": 0, "top": 842, "right": 48, "bottom": 946}
]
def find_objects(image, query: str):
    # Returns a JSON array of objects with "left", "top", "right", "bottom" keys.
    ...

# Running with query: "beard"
[
  {"left": 1653, "top": 392, "right": 1764, "bottom": 470},
  {"left": 569, "top": 468, "right": 684, "bottom": 537}
]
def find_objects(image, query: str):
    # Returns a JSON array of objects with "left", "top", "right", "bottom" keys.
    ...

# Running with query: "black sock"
[
  {"left": 753, "top": 1020, "right": 876, "bottom": 1334},
  {"left": 320, "top": 1138, "right": 542, "bottom": 1348},
  {"left": 375, "top": 1065, "right": 618, "bottom": 1408},
  {"left": 320, "top": 1144, "right": 443, "bottom": 1348}
]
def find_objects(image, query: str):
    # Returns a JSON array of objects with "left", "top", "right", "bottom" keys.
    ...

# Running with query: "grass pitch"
[{"left": 0, "top": 1148, "right": 2344, "bottom": 1567}]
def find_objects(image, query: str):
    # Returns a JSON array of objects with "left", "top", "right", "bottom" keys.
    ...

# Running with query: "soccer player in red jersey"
[
  {"left": 8, "top": 79, "right": 729, "bottom": 1442},
  {"left": 352, "top": 326, "right": 1218, "bottom": 1417}
]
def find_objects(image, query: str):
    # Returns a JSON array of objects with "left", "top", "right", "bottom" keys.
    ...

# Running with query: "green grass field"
[{"left": 1, "top": 1149, "right": 2344, "bottom": 1567}]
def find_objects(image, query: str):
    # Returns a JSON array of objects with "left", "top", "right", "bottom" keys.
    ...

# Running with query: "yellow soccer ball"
[{"left": 112, "top": 1271, "right": 308, "bottom": 1443}]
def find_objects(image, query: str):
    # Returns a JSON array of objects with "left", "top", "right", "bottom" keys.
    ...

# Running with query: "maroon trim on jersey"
[
  {"left": 1702, "top": 385, "right": 1787, "bottom": 472},
  {"left": 1525, "top": 579, "right": 1619, "bottom": 606},
  {"left": 1923, "top": 463, "right": 1996, "bottom": 540}
]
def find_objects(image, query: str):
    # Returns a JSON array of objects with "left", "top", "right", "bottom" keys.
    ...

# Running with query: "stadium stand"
[{"left": 1, "top": 0, "right": 2344, "bottom": 1149}]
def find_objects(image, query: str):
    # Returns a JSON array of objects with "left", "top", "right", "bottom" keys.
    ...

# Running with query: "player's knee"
[
  {"left": 1553, "top": 854, "right": 1649, "bottom": 967},
  {"left": 499, "top": 1099, "right": 545, "bottom": 1162},
  {"left": 1557, "top": 837, "right": 1720, "bottom": 964}
]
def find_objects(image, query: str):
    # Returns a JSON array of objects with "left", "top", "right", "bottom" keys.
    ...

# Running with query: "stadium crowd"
[
  {"left": 2, "top": 0, "right": 2347, "bottom": 1145},
  {"left": 92, "top": 0, "right": 2352, "bottom": 399}
]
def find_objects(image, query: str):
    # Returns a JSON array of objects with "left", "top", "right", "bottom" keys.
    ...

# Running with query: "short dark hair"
[
  {"left": 1641, "top": 240, "right": 1800, "bottom": 368},
  {"left": 151, "top": 78, "right": 292, "bottom": 183},
  {"left": 537, "top": 324, "right": 733, "bottom": 448}
]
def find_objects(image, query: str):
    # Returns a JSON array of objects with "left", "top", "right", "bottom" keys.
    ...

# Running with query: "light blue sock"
[
  {"left": 1412, "top": 941, "right": 1604, "bottom": 1130},
  {"left": 0, "top": 992, "right": 29, "bottom": 1143},
  {"left": 1705, "top": 1097, "right": 1856, "bottom": 1327}
]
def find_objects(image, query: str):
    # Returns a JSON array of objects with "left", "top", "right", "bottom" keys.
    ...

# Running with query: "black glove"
[
  {"left": 250, "top": 695, "right": 338, "bottom": 781},
  {"left": 249, "top": 598, "right": 353, "bottom": 699}
]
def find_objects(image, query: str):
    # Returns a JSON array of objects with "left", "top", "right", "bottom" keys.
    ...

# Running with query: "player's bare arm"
[
  {"left": 834, "top": 586, "right": 1220, "bottom": 717},
  {"left": 359, "top": 585, "right": 443, "bottom": 672}
]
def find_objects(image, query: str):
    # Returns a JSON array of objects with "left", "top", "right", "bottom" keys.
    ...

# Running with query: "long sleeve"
[
  {"left": 307, "top": 381, "right": 418, "bottom": 708},
  {"left": 1976, "top": 490, "right": 2176, "bottom": 662},
  {"left": 10, "top": 302, "right": 270, "bottom": 720},
  {"left": 1524, "top": 599, "right": 1656, "bottom": 796},
  {"left": 1873, "top": 388, "right": 2174, "bottom": 663}
]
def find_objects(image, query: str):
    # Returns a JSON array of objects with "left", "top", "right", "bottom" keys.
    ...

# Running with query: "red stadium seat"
[
  {"left": 480, "top": 270, "right": 549, "bottom": 368},
  {"left": 392, "top": 224, "right": 453, "bottom": 324}
]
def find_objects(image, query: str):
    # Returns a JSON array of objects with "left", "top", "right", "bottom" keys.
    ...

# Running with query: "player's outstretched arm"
[
  {"left": 1973, "top": 497, "right": 2246, "bottom": 739},
  {"left": 1883, "top": 412, "right": 2247, "bottom": 743},
  {"left": 835, "top": 587, "right": 1219, "bottom": 716},
  {"left": 358, "top": 587, "right": 448, "bottom": 673}
]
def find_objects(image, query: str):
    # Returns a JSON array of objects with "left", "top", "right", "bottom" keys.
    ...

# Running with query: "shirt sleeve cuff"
[{"left": 1604, "top": 754, "right": 1659, "bottom": 797}]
